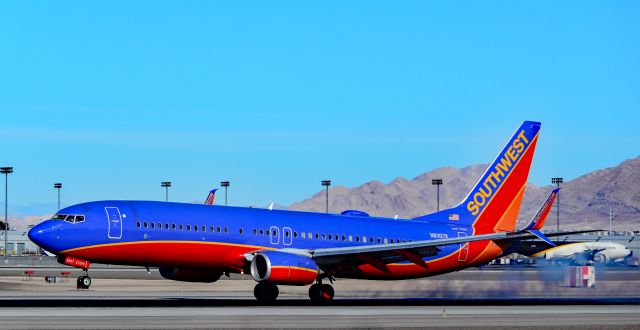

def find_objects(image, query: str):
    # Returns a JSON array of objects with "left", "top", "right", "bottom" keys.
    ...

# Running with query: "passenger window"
[
  {"left": 334, "top": 234, "right": 338, "bottom": 240},
  {"left": 187, "top": 225, "right": 191, "bottom": 231},
  {"left": 321, "top": 233, "right": 326, "bottom": 240},
  {"left": 341, "top": 235, "right": 346, "bottom": 241},
  {"left": 308, "top": 232, "right": 312, "bottom": 239},
  {"left": 157, "top": 222, "right": 161, "bottom": 229},
  {"left": 377, "top": 238, "right": 381, "bottom": 244},
  {"left": 259, "top": 229, "right": 264, "bottom": 235},
  {"left": 179, "top": 224, "right": 184, "bottom": 230},
  {"left": 216, "top": 226, "right": 221, "bottom": 233},
  {"left": 285, "top": 231, "right": 290, "bottom": 237},
  {"left": 362, "top": 236, "right": 367, "bottom": 243},
  {"left": 194, "top": 225, "right": 198, "bottom": 232},
  {"left": 356, "top": 236, "right": 360, "bottom": 242},
  {"left": 210, "top": 226, "right": 214, "bottom": 232},
  {"left": 348, "top": 235, "right": 353, "bottom": 242},
  {"left": 253, "top": 229, "right": 257, "bottom": 235},
  {"left": 315, "top": 233, "right": 319, "bottom": 239},
  {"left": 301, "top": 232, "right": 306, "bottom": 239},
  {"left": 293, "top": 232, "right": 298, "bottom": 238},
  {"left": 172, "top": 224, "right": 176, "bottom": 230},
  {"left": 370, "top": 237, "right": 374, "bottom": 243},
  {"left": 239, "top": 228, "right": 243, "bottom": 234},
  {"left": 384, "top": 238, "right": 388, "bottom": 244},
  {"left": 224, "top": 227, "right": 229, "bottom": 234},
  {"left": 136, "top": 221, "right": 141, "bottom": 228},
  {"left": 201, "top": 226, "right": 205, "bottom": 232},
  {"left": 150, "top": 223, "right": 155, "bottom": 229},
  {"left": 165, "top": 223, "right": 169, "bottom": 229},
  {"left": 143, "top": 222, "right": 148, "bottom": 228}
]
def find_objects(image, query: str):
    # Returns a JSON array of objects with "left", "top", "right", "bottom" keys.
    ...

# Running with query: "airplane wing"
[
  {"left": 309, "top": 232, "right": 507, "bottom": 273},
  {"left": 307, "top": 229, "right": 600, "bottom": 272}
]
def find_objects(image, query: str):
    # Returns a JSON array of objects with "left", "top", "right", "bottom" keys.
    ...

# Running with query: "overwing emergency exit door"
[{"left": 457, "top": 232, "right": 469, "bottom": 262}]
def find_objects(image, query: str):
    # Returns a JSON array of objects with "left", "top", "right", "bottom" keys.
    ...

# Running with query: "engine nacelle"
[
  {"left": 159, "top": 267, "right": 223, "bottom": 283},
  {"left": 593, "top": 252, "right": 608, "bottom": 264},
  {"left": 250, "top": 251, "right": 317, "bottom": 285}
]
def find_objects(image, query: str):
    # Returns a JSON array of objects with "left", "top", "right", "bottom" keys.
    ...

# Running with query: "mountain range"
[{"left": 289, "top": 157, "right": 640, "bottom": 231}]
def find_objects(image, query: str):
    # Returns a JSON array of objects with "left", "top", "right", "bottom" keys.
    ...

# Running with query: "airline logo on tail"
[{"left": 466, "top": 130, "right": 531, "bottom": 216}]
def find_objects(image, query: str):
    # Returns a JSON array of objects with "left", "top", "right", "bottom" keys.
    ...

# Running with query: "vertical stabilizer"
[{"left": 414, "top": 121, "right": 541, "bottom": 234}]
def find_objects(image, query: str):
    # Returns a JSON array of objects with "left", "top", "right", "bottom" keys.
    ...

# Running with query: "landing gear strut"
[
  {"left": 309, "top": 281, "right": 334, "bottom": 304},
  {"left": 77, "top": 268, "right": 91, "bottom": 290},
  {"left": 254, "top": 282, "right": 279, "bottom": 303}
]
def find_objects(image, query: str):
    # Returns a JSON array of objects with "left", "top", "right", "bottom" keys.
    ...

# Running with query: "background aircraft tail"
[
  {"left": 523, "top": 188, "right": 559, "bottom": 231},
  {"left": 414, "top": 121, "right": 541, "bottom": 235},
  {"left": 204, "top": 189, "right": 218, "bottom": 205}
]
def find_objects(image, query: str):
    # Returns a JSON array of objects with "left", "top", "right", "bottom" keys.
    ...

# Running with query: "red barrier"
[{"left": 63, "top": 256, "right": 91, "bottom": 269}]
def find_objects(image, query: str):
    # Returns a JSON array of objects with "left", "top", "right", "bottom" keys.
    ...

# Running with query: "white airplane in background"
[
  {"left": 506, "top": 188, "right": 633, "bottom": 266},
  {"left": 530, "top": 241, "right": 632, "bottom": 265}
]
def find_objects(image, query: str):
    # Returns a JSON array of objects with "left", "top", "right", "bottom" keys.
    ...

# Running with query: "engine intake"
[
  {"left": 250, "top": 251, "right": 317, "bottom": 285},
  {"left": 159, "top": 267, "right": 223, "bottom": 283}
]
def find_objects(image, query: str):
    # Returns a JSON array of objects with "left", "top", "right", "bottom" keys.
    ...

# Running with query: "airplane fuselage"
[{"left": 31, "top": 200, "right": 501, "bottom": 280}]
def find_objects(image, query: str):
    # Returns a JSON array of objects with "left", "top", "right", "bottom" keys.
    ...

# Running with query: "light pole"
[
  {"left": 1, "top": 167, "right": 13, "bottom": 258},
  {"left": 321, "top": 180, "right": 331, "bottom": 213},
  {"left": 54, "top": 183, "right": 62, "bottom": 211},
  {"left": 161, "top": 182, "right": 171, "bottom": 202},
  {"left": 551, "top": 177, "right": 563, "bottom": 232},
  {"left": 221, "top": 181, "right": 230, "bottom": 206},
  {"left": 432, "top": 179, "right": 443, "bottom": 211}
]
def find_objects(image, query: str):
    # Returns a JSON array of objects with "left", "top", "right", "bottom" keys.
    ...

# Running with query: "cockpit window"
[{"left": 52, "top": 214, "right": 85, "bottom": 224}]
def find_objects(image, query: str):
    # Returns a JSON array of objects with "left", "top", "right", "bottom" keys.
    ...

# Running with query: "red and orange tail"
[
  {"left": 414, "top": 121, "right": 541, "bottom": 235},
  {"left": 204, "top": 189, "right": 218, "bottom": 205}
]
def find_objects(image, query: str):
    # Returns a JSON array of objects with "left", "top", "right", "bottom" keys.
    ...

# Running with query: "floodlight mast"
[
  {"left": 161, "top": 182, "right": 172, "bottom": 202},
  {"left": 551, "top": 177, "right": 563, "bottom": 232},
  {"left": 221, "top": 181, "right": 230, "bottom": 206},
  {"left": 432, "top": 179, "right": 443, "bottom": 211},
  {"left": 321, "top": 180, "right": 331, "bottom": 213},
  {"left": 1, "top": 167, "right": 13, "bottom": 259}
]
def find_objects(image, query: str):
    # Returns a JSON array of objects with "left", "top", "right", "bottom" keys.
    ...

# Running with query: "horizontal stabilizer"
[{"left": 527, "top": 229, "right": 556, "bottom": 247}]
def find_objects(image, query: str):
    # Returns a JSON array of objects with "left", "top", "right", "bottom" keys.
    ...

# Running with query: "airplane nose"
[{"left": 28, "top": 221, "right": 56, "bottom": 251}]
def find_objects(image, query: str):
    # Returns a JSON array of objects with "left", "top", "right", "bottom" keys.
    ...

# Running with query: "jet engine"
[
  {"left": 159, "top": 267, "right": 223, "bottom": 283},
  {"left": 250, "top": 251, "right": 317, "bottom": 285}
]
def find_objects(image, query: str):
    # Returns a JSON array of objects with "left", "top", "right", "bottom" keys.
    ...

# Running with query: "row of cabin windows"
[
  {"left": 135, "top": 221, "right": 234, "bottom": 234},
  {"left": 249, "top": 228, "right": 412, "bottom": 244},
  {"left": 135, "top": 221, "right": 412, "bottom": 244}
]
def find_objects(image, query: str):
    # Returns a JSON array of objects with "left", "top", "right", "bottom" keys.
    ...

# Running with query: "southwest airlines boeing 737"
[{"left": 29, "top": 121, "right": 584, "bottom": 303}]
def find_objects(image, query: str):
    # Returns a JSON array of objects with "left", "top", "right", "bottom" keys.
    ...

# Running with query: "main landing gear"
[
  {"left": 308, "top": 281, "right": 334, "bottom": 304},
  {"left": 252, "top": 279, "right": 335, "bottom": 304},
  {"left": 254, "top": 282, "right": 279, "bottom": 303},
  {"left": 77, "top": 268, "right": 91, "bottom": 290}
]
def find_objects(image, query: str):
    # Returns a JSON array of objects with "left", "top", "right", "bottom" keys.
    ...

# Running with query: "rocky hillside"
[{"left": 289, "top": 157, "right": 640, "bottom": 231}]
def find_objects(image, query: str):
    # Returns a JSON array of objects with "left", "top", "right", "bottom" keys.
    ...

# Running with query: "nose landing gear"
[{"left": 77, "top": 268, "right": 91, "bottom": 290}]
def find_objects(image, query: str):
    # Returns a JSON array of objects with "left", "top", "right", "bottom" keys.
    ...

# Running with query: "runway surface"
[
  {"left": 1, "top": 266, "right": 639, "bottom": 329},
  {"left": 0, "top": 304, "right": 639, "bottom": 329}
]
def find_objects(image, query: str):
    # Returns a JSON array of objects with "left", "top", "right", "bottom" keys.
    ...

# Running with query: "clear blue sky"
[{"left": 1, "top": 1, "right": 638, "bottom": 215}]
